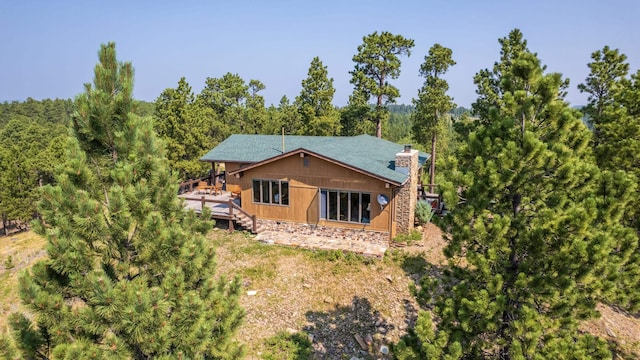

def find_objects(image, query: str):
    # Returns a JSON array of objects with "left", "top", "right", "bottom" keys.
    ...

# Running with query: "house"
[{"left": 200, "top": 134, "right": 429, "bottom": 241}]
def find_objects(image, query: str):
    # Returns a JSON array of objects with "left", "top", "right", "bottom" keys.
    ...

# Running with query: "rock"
[
  {"left": 375, "top": 319, "right": 384, "bottom": 327},
  {"left": 377, "top": 326, "right": 387, "bottom": 334},
  {"left": 354, "top": 334, "right": 368, "bottom": 351},
  {"left": 385, "top": 275, "right": 393, "bottom": 282},
  {"left": 380, "top": 345, "right": 389, "bottom": 355},
  {"left": 308, "top": 333, "right": 314, "bottom": 343},
  {"left": 246, "top": 290, "right": 257, "bottom": 296},
  {"left": 323, "top": 296, "right": 333, "bottom": 304},
  {"left": 285, "top": 328, "right": 297, "bottom": 334},
  {"left": 606, "top": 327, "right": 617, "bottom": 338},
  {"left": 365, "top": 334, "right": 373, "bottom": 345},
  {"left": 302, "top": 283, "right": 311, "bottom": 289}
]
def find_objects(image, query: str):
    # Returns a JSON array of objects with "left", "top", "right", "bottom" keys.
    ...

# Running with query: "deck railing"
[
  {"left": 178, "top": 175, "right": 212, "bottom": 194},
  {"left": 181, "top": 196, "right": 256, "bottom": 233}
]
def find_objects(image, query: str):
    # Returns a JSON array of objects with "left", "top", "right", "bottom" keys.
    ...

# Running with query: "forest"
[{"left": 0, "top": 28, "right": 639, "bottom": 359}]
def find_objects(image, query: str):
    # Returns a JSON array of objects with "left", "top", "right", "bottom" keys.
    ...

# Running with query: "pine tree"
[
  {"left": 411, "top": 43, "right": 456, "bottom": 193},
  {"left": 4, "top": 42, "right": 244, "bottom": 359},
  {"left": 396, "top": 29, "right": 638, "bottom": 359},
  {"left": 350, "top": 31, "right": 414, "bottom": 138},
  {"left": 296, "top": 57, "right": 340, "bottom": 136},
  {"left": 578, "top": 46, "right": 629, "bottom": 146},
  {"left": 579, "top": 47, "right": 640, "bottom": 312},
  {"left": 155, "top": 77, "right": 222, "bottom": 180}
]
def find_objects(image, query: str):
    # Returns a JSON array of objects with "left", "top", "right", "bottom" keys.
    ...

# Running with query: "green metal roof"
[{"left": 200, "top": 134, "right": 429, "bottom": 184}]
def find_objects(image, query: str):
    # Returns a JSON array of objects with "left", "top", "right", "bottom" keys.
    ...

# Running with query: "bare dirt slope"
[
  {"left": 213, "top": 224, "right": 639, "bottom": 359},
  {"left": 0, "top": 226, "right": 638, "bottom": 358},
  {"left": 212, "top": 229, "right": 422, "bottom": 359}
]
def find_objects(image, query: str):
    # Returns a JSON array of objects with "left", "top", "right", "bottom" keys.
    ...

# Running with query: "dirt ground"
[
  {"left": 1, "top": 225, "right": 638, "bottom": 358},
  {"left": 213, "top": 223, "right": 640, "bottom": 359}
]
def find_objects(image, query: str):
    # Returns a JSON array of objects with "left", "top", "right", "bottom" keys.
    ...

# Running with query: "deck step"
[{"left": 234, "top": 214, "right": 262, "bottom": 234}]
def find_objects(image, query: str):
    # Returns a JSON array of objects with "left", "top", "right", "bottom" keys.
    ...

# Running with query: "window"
[
  {"left": 252, "top": 179, "right": 289, "bottom": 205},
  {"left": 320, "top": 189, "right": 371, "bottom": 224}
]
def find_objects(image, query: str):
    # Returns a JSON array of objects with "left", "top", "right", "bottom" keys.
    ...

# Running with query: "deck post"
[
  {"left": 252, "top": 215, "right": 257, "bottom": 233},
  {"left": 201, "top": 196, "right": 205, "bottom": 214},
  {"left": 228, "top": 200, "right": 234, "bottom": 232}
]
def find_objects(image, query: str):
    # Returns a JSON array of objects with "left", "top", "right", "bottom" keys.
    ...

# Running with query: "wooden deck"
[{"left": 179, "top": 191, "right": 258, "bottom": 233}]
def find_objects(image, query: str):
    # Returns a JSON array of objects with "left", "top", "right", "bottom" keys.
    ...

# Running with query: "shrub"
[
  {"left": 262, "top": 331, "right": 313, "bottom": 360},
  {"left": 3, "top": 255, "right": 14, "bottom": 270},
  {"left": 393, "top": 229, "right": 423, "bottom": 245},
  {"left": 415, "top": 200, "right": 435, "bottom": 225}
]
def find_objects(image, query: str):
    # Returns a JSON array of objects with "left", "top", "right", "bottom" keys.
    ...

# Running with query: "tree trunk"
[
  {"left": 429, "top": 131, "right": 437, "bottom": 193},
  {"left": 2, "top": 214, "right": 8, "bottom": 237},
  {"left": 377, "top": 73, "right": 385, "bottom": 138},
  {"left": 498, "top": 192, "right": 522, "bottom": 359}
]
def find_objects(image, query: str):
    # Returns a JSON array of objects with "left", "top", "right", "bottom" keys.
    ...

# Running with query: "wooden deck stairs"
[
  {"left": 179, "top": 193, "right": 262, "bottom": 234},
  {"left": 234, "top": 212, "right": 263, "bottom": 234}
]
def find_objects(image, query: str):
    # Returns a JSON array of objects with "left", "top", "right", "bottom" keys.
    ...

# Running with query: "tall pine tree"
[
  {"left": 155, "top": 77, "right": 223, "bottom": 180},
  {"left": 296, "top": 57, "right": 340, "bottom": 136},
  {"left": 579, "top": 46, "right": 640, "bottom": 312},
  {"left": 4, "top": 42, "right": 244, "bottom": 359},
  {"left": 350, "top": 31, "right": 414, "bottom": 138},
  {"left": 411, "top": 43, "right": 456, "bottom": 193},
  {"left": 396, "top": 29, "right": 637, "bottom": 359}
]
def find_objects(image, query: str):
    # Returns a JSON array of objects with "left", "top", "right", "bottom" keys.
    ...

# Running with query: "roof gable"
[{"left": 201, "top": 134, "right": 429, "bottom": 184}]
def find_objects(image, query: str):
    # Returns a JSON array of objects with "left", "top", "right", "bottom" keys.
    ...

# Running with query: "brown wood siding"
[
  {"left": 224, "top": 162, "right": 245, "bottom": 186},
  {"left": 235, "top": 154, "right": 397, "bottom": 234}
]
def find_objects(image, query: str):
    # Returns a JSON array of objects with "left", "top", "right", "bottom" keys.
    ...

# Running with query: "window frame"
[
  {"left": 252, "top": 179, "right": 289, "bottom": 206},
  {"left": 320, "top": 189, "right": 371, "bottom": 224}
]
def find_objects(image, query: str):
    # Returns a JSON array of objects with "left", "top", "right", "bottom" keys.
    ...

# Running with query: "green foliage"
[
  {"left": 276, "top": 95, "right": 304, "bottom": 135},
  {"left": 578, "top": 45, "right": 629, "bottom": 138},
  {"left": 3, "top": 255, "right": 14, "bottom": 270},
  {"left": 310, "top": 249, "right": 374, "bottom": 265},
  {"left": 412, "top": 43, "right": 456, "bottom": 193},
  {"left": 0, "top": 116, "right": 67, "bottom": 222},
  {"left": 339, "top": 91, "right": 375, "bottom": 136},
  {"left": 350, "top": 31, "right": 415, "bottom": 138},
  {"left": 0, "top": 98, "right": 73, "bottom": 128},
  {"left": 262, "top": 331, "right": 313, "bottom": 360},
  {"left": 579, "top": 46, "right": 640, "bottom": 312},
  {"left": 199, "top": 72, "right": 266, "bottom": 135},
  {"left": 392, "top": 229, "right": 422, "bottom": 245},
  {"left": 415, "top": 200, "right": 434, "bottom": 225},
  {"left": 241, "top": 263, "right": 277, "bottom": 281},
  {"left": 8, "top": 42, "right": 244, "bottom": 359},
  {"left": 296, "top": 57, "right": 340, "bottom": 136},
  {"left": 154, "top": 77, "right": 220, "bottom": 180},
  {"left": 397, "top": 29, "right": 638, "bottom": 359}
]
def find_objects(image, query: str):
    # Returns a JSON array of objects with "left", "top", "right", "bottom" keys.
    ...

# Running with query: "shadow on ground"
[{"left": 304, "top": 296, "right": 407, "bottom": 359}]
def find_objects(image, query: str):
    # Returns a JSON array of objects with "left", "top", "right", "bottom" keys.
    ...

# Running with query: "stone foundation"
[{"left": 257, "top": 219, "right": 389, "bottom": 248}]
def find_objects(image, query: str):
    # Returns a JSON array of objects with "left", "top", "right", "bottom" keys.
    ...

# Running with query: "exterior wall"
[
  {"left": 223, "top": 162, "right": 246, "bottom": 187},
  {"left": 394, "top": 149, "right": 419, "bottom": 234},
  {"left": 234, "top": 154, "right": 396, "bottom": 234}
]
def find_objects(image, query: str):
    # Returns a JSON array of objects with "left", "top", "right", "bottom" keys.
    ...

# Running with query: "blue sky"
[{"left": 1, "top": 1, "right": 638, "bottom": 108}]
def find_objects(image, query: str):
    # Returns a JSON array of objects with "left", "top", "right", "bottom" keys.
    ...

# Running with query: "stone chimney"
[{"left": 395, "top": 145, "right": 418, "bottom": 235}]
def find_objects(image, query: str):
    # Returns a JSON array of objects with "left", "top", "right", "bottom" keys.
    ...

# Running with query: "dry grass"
[
  {"left": 0, "top": 227, "right": 638, "bottom": 358},
  {"left": 211, "top": 228, "right": 419, "bottom": 359},
  {"left": 0, "top": 231, "right": 47, "bottom": 330}
]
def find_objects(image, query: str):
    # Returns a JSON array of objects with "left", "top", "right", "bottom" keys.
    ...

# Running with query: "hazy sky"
[{"left": 1, "top": 1, "right": 639, "bottom": 108}]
